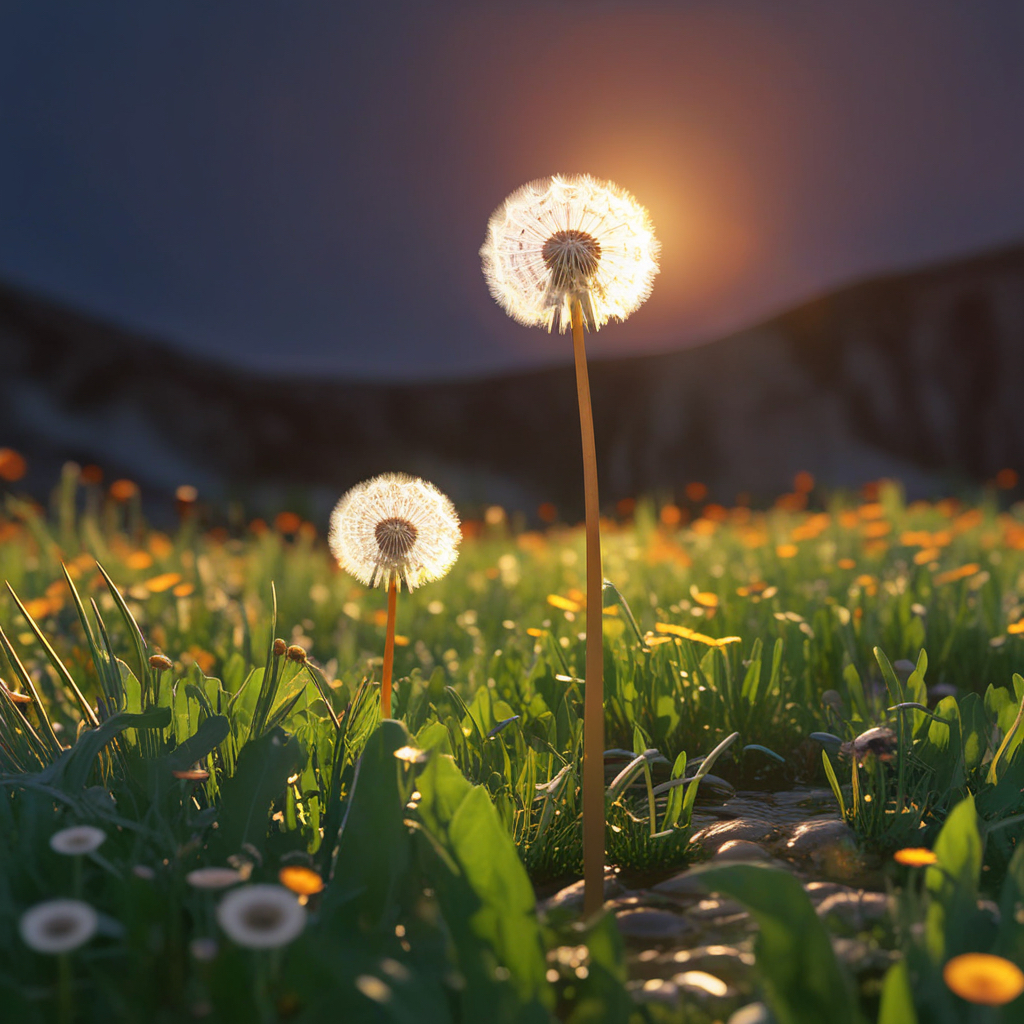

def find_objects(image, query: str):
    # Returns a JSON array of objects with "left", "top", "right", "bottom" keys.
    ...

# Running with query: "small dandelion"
[
  {"left": 216, "top": 885, "right": 306, "bottom": 949},
  {"left": 187, "top": 867, "right": 245, "bottom": 890},
  {"left": 943, "top": 952, "right": 1024, "bottom": 1006},
  {"left": 481, "top": 174, "right": 658, "bottom": 920},
  {"left": 49, "top": 825, "right": 106, "bottom": 856},
  {"left": 19, "top": 899, "right": 98, "bottom": 954},
  {"left": 329, "top": 473, "right": 460, "bottom": 718}
]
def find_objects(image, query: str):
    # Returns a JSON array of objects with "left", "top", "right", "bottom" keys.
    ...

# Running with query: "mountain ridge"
[{"left": 3, "top": 238, "right": 1024, "bottom": 515}]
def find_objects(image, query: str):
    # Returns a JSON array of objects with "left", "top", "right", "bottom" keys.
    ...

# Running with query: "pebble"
[
  {"left": 728, "top": 1003, "right": 772, "bottom": 1024},
  {"left": 816, "top": 890, "right": 889, "bottom": 931},
  {"left": 615, "top": 908, "right": 692, "bottom": 941},
  {"left": 711, "top": 839, "right": 781, "bottom": 863},
  {"left": 691, "top": 818, "right": 779, "bottom": 853}
]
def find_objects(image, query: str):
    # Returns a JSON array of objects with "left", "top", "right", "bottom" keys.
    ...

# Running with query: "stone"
[
  {"left": 816, "top": 890, "right": 890, "bottom": 931},
  {"left": 712, "top": 839, "right": 779, "bottom": 863},
  {"left": 615, "top": 908, "right": 691, "bottom": 941},
  {"left": 691, "top": 818, "right": 779, "bottom": 853},
  {"left": 673, "top": 969, "right": 733, "bottom": 999},
  {"left": 728, "top": 1003, "right": 772, "bottom": 1024},
  {"left": 539, "top": 871, "right": 626, "bottom": 915},
  {"left": 651, "top": 871, "right": 709, "bottom": 897}
]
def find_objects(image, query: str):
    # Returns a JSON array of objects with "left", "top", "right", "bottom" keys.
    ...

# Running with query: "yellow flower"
[
  {"left": 892, "top": 847, "right": 938, "bottom": 866},
  {"left": 278, "top": 866, "right": 325, "bottom": 897},
  {"left": 480, "top": 174, "right": 659, "bottom": 333},
  {"left": 943, "top": 953, "right": 1024, "bottom": 1006}
]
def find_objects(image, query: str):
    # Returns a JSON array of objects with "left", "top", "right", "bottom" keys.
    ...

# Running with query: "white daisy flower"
[
  {"left": 328, "top": 473, "right": 461, "bottom": 592},
  {"left": 186, "top": 867, "right": 245, "bottom": 890},
  {"left": 480, "top": 173, "right": 660, "bottom": 333},
  {"left": 215, "top": 885, "right": 306, "bottom": 949},
  {"left": 49, "top": 825, "right": 106, "bottom": 856},
  {"left": 19, "top": 899, "right": 98, "bottom": 954}
]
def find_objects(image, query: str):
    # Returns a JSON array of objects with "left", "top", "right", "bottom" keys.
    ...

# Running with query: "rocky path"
[{"left": 539, "top": 789, "right": 896, "bottom": 1023}]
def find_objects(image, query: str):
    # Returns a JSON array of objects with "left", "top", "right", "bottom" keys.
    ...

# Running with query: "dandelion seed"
[
  {"left": 49, "top": 825, "right": 105, "bottom": 856},
  {"left": 20, "top": 899, "right": 98, "bottom": 954},
  {"left": 216, "top": 885, "right": 305, "bottom": 949},
  {"left": 943, "top": 952, "right": 1024, "bottom": 1005}
]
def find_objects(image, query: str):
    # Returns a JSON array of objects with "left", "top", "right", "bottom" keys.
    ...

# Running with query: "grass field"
[{"left": 3, "top": 460, "right": 1024, "bottom": 1022}]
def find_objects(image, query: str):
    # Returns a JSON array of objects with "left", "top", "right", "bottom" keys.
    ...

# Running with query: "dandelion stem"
[
  {"left": 57, "top": 953, "right": 73, "bottom": 1024},
  {"left": 571, "top": 298, "right": 605, "bottom": 918},
  {"left": 381, "top": 579, "right": 398, "bottom": 719}
]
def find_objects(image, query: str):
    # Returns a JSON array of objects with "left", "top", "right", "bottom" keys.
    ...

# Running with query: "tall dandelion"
[
  {"left": 329, "top": 473, "right": 461, "bottom": 717},
  {"left": 481, "top": 174, "right": 659, "bottom": 916}
]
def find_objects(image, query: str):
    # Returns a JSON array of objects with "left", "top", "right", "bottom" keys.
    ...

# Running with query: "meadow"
[{"left": 3, "top": 457, "right": 1024, "bottom": 1022}]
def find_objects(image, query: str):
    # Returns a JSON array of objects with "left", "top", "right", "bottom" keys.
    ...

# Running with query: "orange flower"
[
  {"left": 690, "top": 586, "right": 719, "bottom": 609},
  {"left": 996, "top": 468, "right": 1019, "bottom": 490},
  {"left": 145, "top": 573, "right": 182, "bottom": 594},
  {"left": 654, "top": 622, "right": 741, "bottom": 648},
  {"left": 913, "top": 547, "right": 940, "bottom": 565},
  {"left": 548, "top": 594, "right": 582, "bottom": 613},
  {"left": 109, "top": 479, "right": 138, "bottom": 501},
  {"left": 776, "top": 544, "right": 798, "bottom": 559},
  {"left": 126, "top": 551, "right": 154, "bottom": 571},
  {"left": 793, "top": 470, "right": 815, "bottom": 493},
  {"left": 537, "top": 502, "right": 557, "bottom": 524},
  {"left": 659, "top": 504, "right": 682, "bottom": 526},
  {"left": 278, "top": 866, "right": 325, "bottom": 897},
  {"left": 0, "top": 448, "right": 27, "bottom": 482},
  {"left": 943, "top": 953, "right": 1024, "bottom": 1006},
  {"left": 837, "top": 558, "right": 856, "bottom": 570},
  {"left": 893, "top": 847, "right": 938, "bottom": 866},
  {"left": 934, "top": 564, "right": 981, "bottom": 586},
  {"left": 684, "top": 481, "right": 707, "bottom": 503},
  {"left": 275, "top": 511, "right": 302, "bottom": 534}
]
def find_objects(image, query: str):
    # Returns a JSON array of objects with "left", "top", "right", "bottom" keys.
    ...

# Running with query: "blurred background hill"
[{"left": 3, "top": 238, "right": 1022, "bottom": 516}]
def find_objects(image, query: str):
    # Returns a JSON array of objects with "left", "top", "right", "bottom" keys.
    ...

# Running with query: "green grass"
[{"left": 4, "top": 468, "right": 1024, "bottom": 1021}]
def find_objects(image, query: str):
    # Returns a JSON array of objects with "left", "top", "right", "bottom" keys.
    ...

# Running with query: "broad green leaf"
[{"left": 691, "top": 863, "right": 864, "bottom": 1024}]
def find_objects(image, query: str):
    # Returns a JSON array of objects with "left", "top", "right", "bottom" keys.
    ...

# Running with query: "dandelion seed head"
[
  {"left": 49, "top": 825, "right": 106, "bottom": 856},
  {"left": 187, "top": 867, "right": 244, "bottom": 890},
  {"left": 329, "top": 473, "right": 461, "bottom": 591},
  {"left": 20, "top": 899, "right": 98, "bottom": 954},
  {"left": 216, "top": 884, "right": 306, "bottom": 949},
  {"left": 480, "top": 173, "right": 659, "bottom": 333}
]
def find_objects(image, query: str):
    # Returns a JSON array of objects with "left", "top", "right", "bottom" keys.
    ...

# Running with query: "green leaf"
[
  {"left": 36, "top": 708, "right": 171, "bottom": 792},
  {"left": 689, "top": 863, "right": 864, "bottom": 1024},
  {"left": 165, "top": 715, "right": 230, "bottom": 772},
  {"left": 214, "top": 727, "right": 302, "bottom": 855},
  {"left": 877, "top": 960, "right": 917, "bottom": 1024},
  {"left": 324, "top": 720, "right": 412, "bottom": 924},
  {"left": 416, "top": 752, "right": 550, "bottom": 1010}
]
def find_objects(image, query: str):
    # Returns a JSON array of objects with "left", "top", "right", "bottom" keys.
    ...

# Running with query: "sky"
[{"left": 2, "top": 1, "right": 1024, "bottom": 380}]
